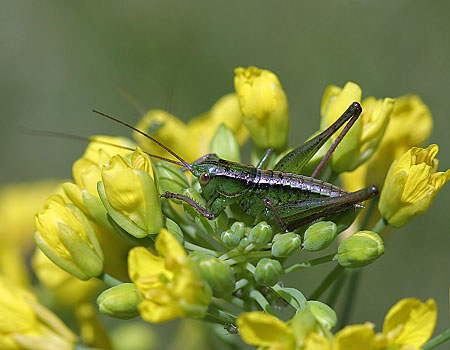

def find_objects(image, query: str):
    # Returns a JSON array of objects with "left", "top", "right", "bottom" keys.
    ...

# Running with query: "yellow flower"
[
  {"left": 237, "top": 310, "right": 333, "bottom": 350},
  {"left": 333, "top": 323, "right": 376, "bottom": 350},
  {"left": 32, "top": 249, "right": 102, "bottom": 306},
  {"left": 234, "top": 66, "right": 289, "bottom": 150},
  {"left": 0, "top": 181, "right": 59, "bottom": 287},
  {"left": 0, "top": 275, "right": 76, "bottom": 350},
  {"left": 65, "top": 136, "right": 135, "bottom": 212},
  {"left": 34, "top": 196, "right": 104, "bottom": 280},
  {"left": 379, "top": 298, "right": 437, "bottom": 349},
  {"left": 333, "top": 298, "right": 437, "bottom": 350},
  {"left": 320, "top": 82, "right": 394, "bottom": 173},
  {"left": 134, "top": 93, "right": 247, "bottom": 163},
  {"left": 341, "top": 95, "right": 432, "bottom": 192},
  {"left": 128, "top": 228, "right": 211, "bottom": 323},
  {"left": 379, "top": 144, "right": 450, "bottom": 227},
  {"left": 237, "top": 312, "right": 296, "bottom": 350},
  {"left": 99, "top": 147, "right": 163, "bottom": 238}
]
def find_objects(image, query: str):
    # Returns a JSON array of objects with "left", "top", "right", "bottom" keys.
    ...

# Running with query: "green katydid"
[{"left": 93, "top": 101, "right": 378, "bottom": 233}]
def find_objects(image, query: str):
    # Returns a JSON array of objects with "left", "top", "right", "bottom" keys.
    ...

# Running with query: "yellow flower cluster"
[
  {"left": 0, "top": 276, "right": 76, "bottom": 350},
  {"left": 128, "top": 229, "right": 211, "bottom": 323},
  {"left": 238, "top": 298, "right": 437, "bottom": 350}
]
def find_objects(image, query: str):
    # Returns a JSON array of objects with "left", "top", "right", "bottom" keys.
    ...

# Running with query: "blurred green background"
[{"left": 1, "top": 0, "right": 449, "bottom": 348}]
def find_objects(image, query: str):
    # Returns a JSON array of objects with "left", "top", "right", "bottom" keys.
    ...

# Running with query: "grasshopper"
[{"left": 93, "top": 101, "right": 378, "bottom": 233}]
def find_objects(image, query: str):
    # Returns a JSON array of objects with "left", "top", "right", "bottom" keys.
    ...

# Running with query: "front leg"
[{"left": 160, "top": 191, "right": 217, "bottom": 220}]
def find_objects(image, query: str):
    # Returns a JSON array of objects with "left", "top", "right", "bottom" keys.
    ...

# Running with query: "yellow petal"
[
  {"left": 334, "top": 322, "right": 375, "bottom": 350},
  {"left": 237, "top": 312, "right": 294, "bottom": 347},
  {"left": 155, "top": 228, "right": 187, "bottom": 268},
  {"left": 304, "top": 333, "right": 332, "bottom": 350},
  {"left": 382, "top": 298, "right": 437, "bottom": 347},
  {"left": 128, "top": 247, "right": 168, "bottom": 292}
]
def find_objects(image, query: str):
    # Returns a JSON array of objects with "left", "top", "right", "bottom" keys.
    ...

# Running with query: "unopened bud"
[
  {"left": 230, "top": 221, "right": 247, "bottom": 239},
  {"left": 248, "top": 221, "right": 273, "bottom": 246},
  {"left": 155, "top": 161, "right": 189, "bottom": 195},
  {"left": 221, "top": 230, "right": 241, "bottom": 249},
  {"left": 271, "top": 233, "right": 301, "bottom": 257},
  {"left": 199, "top": 258, "right": 236, "bottom": 297},
  {"left": 210, "top": 124, "right": 241, "bottom": 162},
  {"left": 303, "top": 221, "right": 337, "bottom": 252},
  {"left": 255, "top": 258, "right": 283, "bottom": 286},
  {"left": 337, "top": 231, "right": 384, "bottom": 268},
  {"left": 308, "top": 300, "right": 337, "bottom": 330},
  {"left": 97, "top": 283, "right": 140, "bottom": 319}
]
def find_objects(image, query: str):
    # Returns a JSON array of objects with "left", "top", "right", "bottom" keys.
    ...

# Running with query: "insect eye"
[{"left": 199, "top": 172, "right": 211, "bottom": 185}]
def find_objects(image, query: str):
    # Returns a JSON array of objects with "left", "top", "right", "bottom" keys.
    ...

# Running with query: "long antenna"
[
  {"left": 20, "top": 128, "right": 186, "bottom": 167},
  {"left": 92, "top": 109, "right": 193, "bottom": 172}
]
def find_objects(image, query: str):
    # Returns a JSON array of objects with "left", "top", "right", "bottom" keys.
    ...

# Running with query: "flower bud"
[
  {"left": 234, "top": 66, "right": 289, "bottom": 150},
  {"left": 97, "top": 283, "right": 140, "bottom": 320},
  {"left": 198, "top": 258, "right": 236, "bottom": 297},
  {"left": 230, "top": 221, "right": 247, "bottom": 239},
  {"left": 182, "top": 188, "right": 217, "bottom": 235},
  {"left": 320, "top": 82, "right": 394, "bottom": 173},
  {"left": 271, "top": 233, "right": 301, "bottom": 257},
  {"left": 221, "top": 229, "right": 241, "bottom": 249},
  {"left": 308, "top": 301, "right": 337, "bottom": 330},
  {"left": 255, "top": 258, "right": 283, "bottom": 286},
  {"left": 210, "top": 124, "right": 241, "bottom": 162},
  {"left": 155, "top": 161, "right": 189, "bottom": 195},
  {"left": 378, "top": 144, "right": 450, "bottom": 228},
  {"left": 337, "top": 231, "right": 384, "bottom": 268},
  {"left": 239, "top": 237, "right": 250, "bottom": 249},
  {"left": 248, "top": 221, "right": 273, "bottom": 246},
  {"left": 302, "top": 221, "right": 337, "bottom": 252},
  {"left": 99, "top": 148, "right": 163, "bottom": 238},
  {"left": 35, "top": 197, "right": 104, "bottom": 280}
]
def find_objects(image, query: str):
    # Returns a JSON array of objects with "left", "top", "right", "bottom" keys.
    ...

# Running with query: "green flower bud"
[
  {"left": 165, "top": 218, "right": 184, "bottom": 243},
  {"left": 248, "top": 221, "right": 273, "bottom": 246},
  {"left": 221, "top": 229, "right": 241, "bottom": 249},
  {"left": 271, "top": 233, "right": 301, "bottom": 257},
  {"left": 303, "top": 221, "right": 337, "bottom": 252},
  {"left": 255, "top": 258, "right": 283, "bottom": 286},
  {"left": 182, "top": 188, "right": 216, "bottom": 235},
  {"left": 210, "top": 124, "right": 241, "bottom": 162},
  {"left": 230, "top": 221, "right": 247, "bottom": 239},
  {"left": 337, "top": 231, "right": 384, "bottom": 268},
  {"left": 199, "top": 258, "right": 236, "bottom": 297},
  {"left": 239, "top": 237, "right": 250, "bottom": 249},
  {"left": 155, "top": 161, "right": 189, "bottom": 195},
  {"left": 308, "top": 300, "right": 337, "bottom": 330},
  {"left": 97, "top": 283, "right": 140, "bottom": 319}
]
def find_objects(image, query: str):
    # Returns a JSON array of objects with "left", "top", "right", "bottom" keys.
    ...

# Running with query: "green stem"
[
  {"left": 224, "top": 256, "right": 246, "bottom": 265},
  {"left": 325, "top": 268, "right": 347, "bottom": 307},
  {"left": 249, "top": 289, "right": 275, "bottom": 315},
  {"left": 308, "top": 264, "right": 343, "bottom": 300},
  {"left": 284, "top": 253, "right": 336, "bottom": 274},
  {"left": 222, "top": 295, "right": 246, "bottom": 310},
  {"left": 423, "top": 327, "right": 450, "bottom": 350},
  {"left": 247, "top": 251, "right": 273, "bottom": 259},
  {"left": 234, "top": 278, "right": 248, "bottom": 291},
  {"left": 97, "top": 272, "right": 122, "bottom": 287},
  {"left": 372, "top": 217, "right": 388, "bottom": 234},
  {"left": 360, "top": 198, "right": 377, "bottom": 230},
  {"left": 184, "top": 241, "right": 219, "bottom": 256},
  {"left": 337, "top": 269, "right": 361, "bottom": 330}
]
